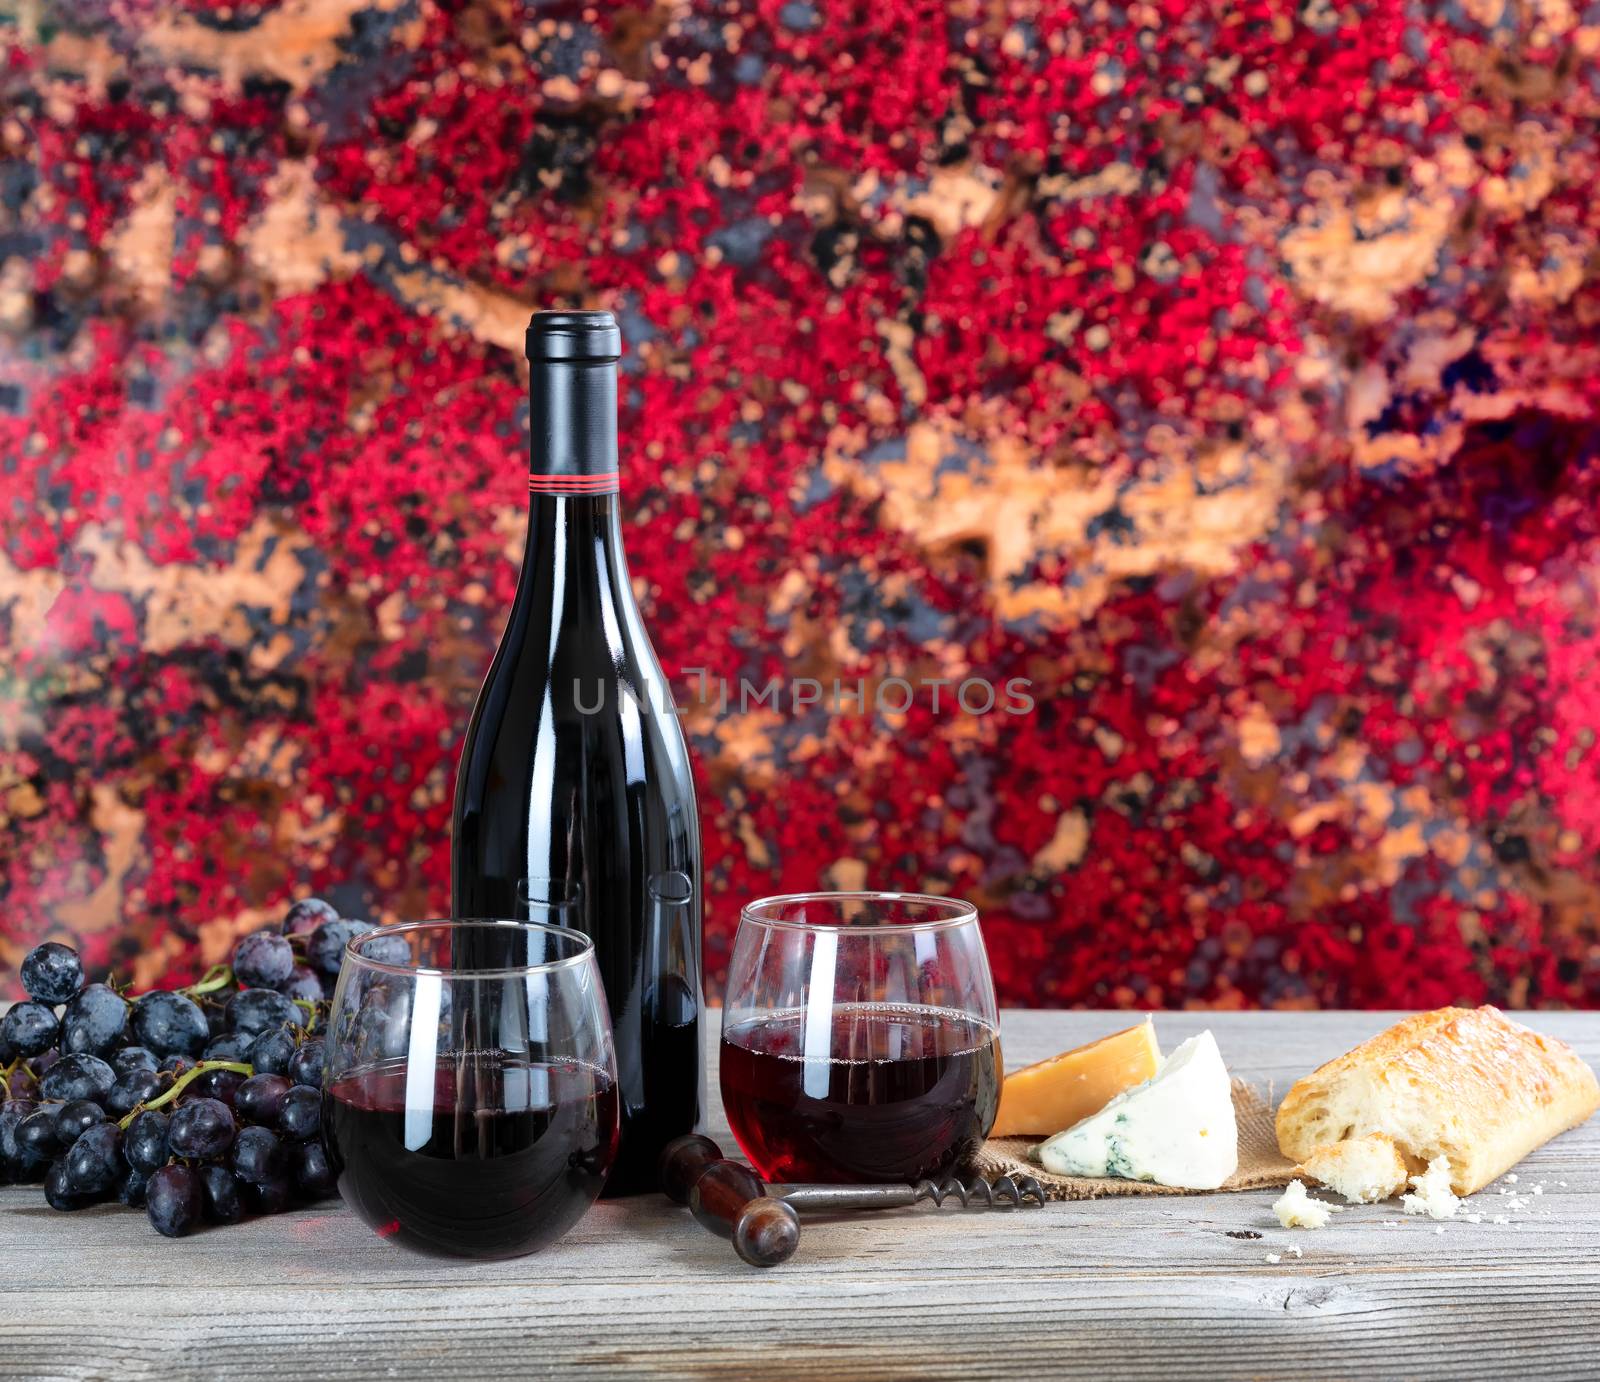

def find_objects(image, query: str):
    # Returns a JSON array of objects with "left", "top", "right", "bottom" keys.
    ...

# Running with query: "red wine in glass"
[
  {"left": 719, "top": 1003, "right": 1003, "bottom": 1184},
  {"left": 324, "top": 1052, "right": 620, "bottom": 1258}
]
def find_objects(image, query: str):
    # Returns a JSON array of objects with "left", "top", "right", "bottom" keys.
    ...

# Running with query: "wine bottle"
[{"left": 451, "top": 310, "right": 703, "bottom": 1195}]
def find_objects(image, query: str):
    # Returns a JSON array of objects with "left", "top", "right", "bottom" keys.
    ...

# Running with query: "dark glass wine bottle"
[{"left": 451, "top": 311, "right": 703, "bottom": 1195}]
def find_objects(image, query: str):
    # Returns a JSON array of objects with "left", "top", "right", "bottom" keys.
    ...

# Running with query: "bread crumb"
[
  {"left": 1273, "top": 1179, "right": 1335, "bottom": 1230},
  {"left": 1265, "top": 1252, "right": 1281, "bottom": 1264},
  {"left": 1465, "top": 1213, "right": 1483, "bottom": 1223},
  {"left": 1492, "top": 1214, "right": 1510, "bottom": 1225},
  {"left": 1505, "top": 1173, "right": 1519, "bottom": 1184},
  {"left": 1434, "top": 1226, "right": 1446, "bottom": 1235},
  {"left": 1506, "top": 1196, "right": 1530, "bottom": 1212},
  {"left": 1532, "top": 1185, "right": 1544, "bottom": 1196},
  {"left": 1401, "top": 1156, "right": 1460, "bottom": 1221},
  {"left": 1286, "top": 1244, "right": 1303, "bottom": 1258}
]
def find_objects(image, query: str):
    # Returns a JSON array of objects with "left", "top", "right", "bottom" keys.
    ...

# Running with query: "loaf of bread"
[{"left": 1276, "top": 1006, "right": 1600, "bottom": 1196}]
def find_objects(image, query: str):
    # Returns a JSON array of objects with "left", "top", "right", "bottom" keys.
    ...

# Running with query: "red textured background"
[{"left": 4, "top": 0, "right": 1600, "bottom": 1008}]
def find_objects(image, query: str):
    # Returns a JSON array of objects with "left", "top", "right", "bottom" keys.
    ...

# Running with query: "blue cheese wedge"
[{"left": 1035, "top": 1030, "right": 1238, "bottom": 1189}]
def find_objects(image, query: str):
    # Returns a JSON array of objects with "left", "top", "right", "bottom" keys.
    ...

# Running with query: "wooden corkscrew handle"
[
  {"left": 658, "top": 1133, "right": 724, "bottom": 1206},
  {"left": 728, "top": 1197, "right": 801, "bottom": 1269},
  {"left": 657, "top": 1134, "right": 801, "bottom": 1268}
]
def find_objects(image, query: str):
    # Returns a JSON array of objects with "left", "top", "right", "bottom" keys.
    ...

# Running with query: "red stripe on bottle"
[{"left": 528, "top": 474, "right": 620, "bottom": 494}]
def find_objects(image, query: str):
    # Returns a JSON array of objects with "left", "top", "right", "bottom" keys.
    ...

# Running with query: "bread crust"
[{"left": 1275, "top": 1006, "right": 1600, "bottom": 1195}]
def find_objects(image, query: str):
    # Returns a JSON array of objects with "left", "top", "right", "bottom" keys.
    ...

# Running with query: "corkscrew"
[{"left": 659, "top": 1134, "right": 1047, "bottom": 1268}]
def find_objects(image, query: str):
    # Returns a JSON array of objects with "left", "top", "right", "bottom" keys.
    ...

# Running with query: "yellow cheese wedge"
[{"left": 990, "top": 1018, "right": 1161, "bottom": 1138}]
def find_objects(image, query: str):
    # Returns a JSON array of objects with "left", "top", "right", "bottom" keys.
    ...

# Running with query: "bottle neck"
[
  {"left": 524, "top": 492, "right": 626, "bottom": 562},
  {"left": 521, "top": 355, "right": 632, "bottom": 615},
  {"left": 529, "top": 359, "right": 618, "bottom": 490}
]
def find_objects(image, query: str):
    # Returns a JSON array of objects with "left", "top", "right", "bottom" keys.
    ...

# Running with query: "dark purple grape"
[
  {"left": 111, "top": 1046, "right": 159, "bottom": 1076},
  {"left": 277, "top": 1086, "right": 321, "bottom": 1141},
  {"left": 117, "top": 1165, "right": 149, "bottom": 1207},
  {"left": 40, "top": 1053, "right": 114, "bottom": 1104},
  {"left": 282, "top": 897, "right": 339, "bottom": 937},
  {"left": 233, "top": 933, "right": 295, "bottom": 989},
  {"left": 205, "top": 1002, "right": 229, "bottom": 1039},
  {"left": 60, "top": 984, "right": 130, "bottom": 1056},
  {"left": 292, "top": 1139, "right": 336, "bottom": 1197},
  {"left": 0, "top": 1030, "right": 15, "bottom": 1067},
  {"left": 199, "top": 1164, "right": 246, "bottom": 1224},
  {"left": 351, "top": 985, "right": 409, "bottom": 1061},
  {"left": 193, "top": 1068, "right": 245, "bottom": 1109},
  {"left": 355, "top": 931, "right": 411, "bottom": 967},
  {"left": 44, "top": 1157, "right": 95, "bottom": 1211},
  {"left": 146, "top": 1164, "right": 203, "bottom": 1237},
  {"left": 286, "top": 1039, "right": 325, "bottom": 1090},
  {"left": 159, "top": 1052, "right": 195, "bottom": 1076},
  {"left": 167, "top": 1098, "right": 237, "bottom": 1159},
  {"left": 16, "top": 1107, "right": 62, "bottom": 1161},
  {"left": 6, "top": 1064, "right": 38, "bottom": 1101},
  {"left": 235, "top": 1074, "right": 292, "bottom": 1126},
  {"left": 29, "top": 1048, "right": 60, "bottom": 1077},
  {"left": 1, "top": 1002, "right": 60, "bottom": 1059},
  {"left": 231, "top": 1125, "right": 286, "bottom": 1185},
  {"left": 225, "top": 988, "right": 298, "bottom": 1037},
  {"left": 131, "top": 991, "right": 209, "bottom": 1058},
  {"left": 243, "top": 1175, "right": 293, "bottom": 1214},
  {"left": 21, "top": 942, "right": 85, "bottom": 1005},
  {"left": 0, "top": 1098, "right": 39, "bottom": 1180},
  {"left": 306, "top": 919, "right": 363, "bottom": 979},
  {"left": 54, "top": 1099, "right": 107, "bottom": 1143},
  {"left": 203, "top": 1033, "right": 254, "bottom": 1062},
  {"left": 247, "top": 1028, "right": 297, "bottom": 1077},
  {"left": 64, "top": 1122, "right": 123, "bottom": 1195},
  {"left": 275, "top": 966, "right": 324, "bottom": 1004},
  {"left": 106, "top": 1069, "right": 164, "bottom": 1118},
  {"left": 124, "top": 1110, "right": 171, "bottom": 1175}
]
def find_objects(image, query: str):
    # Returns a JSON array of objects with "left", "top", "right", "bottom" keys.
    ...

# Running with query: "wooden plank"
[{"left": 2, "top": 1011, "right": 1597, "bottom": 1381}]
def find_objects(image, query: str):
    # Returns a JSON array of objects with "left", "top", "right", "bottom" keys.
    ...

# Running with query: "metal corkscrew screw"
[
  {"left": 771, "top": 1174, "right": 1047, "bottom": 1213},
  {"left": 659, "top": 1135, "right": 1047, "bottom": 1268}
]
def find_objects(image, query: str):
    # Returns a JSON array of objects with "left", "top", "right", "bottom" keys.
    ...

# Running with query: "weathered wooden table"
[{"left": 3, "top": 1010, "right": 1597, "bottom": 1380}]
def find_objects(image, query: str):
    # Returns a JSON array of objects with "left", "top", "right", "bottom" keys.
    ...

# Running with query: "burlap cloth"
[{"left": 971, "top": 1079, "right": 1296, "bottom": 1200}]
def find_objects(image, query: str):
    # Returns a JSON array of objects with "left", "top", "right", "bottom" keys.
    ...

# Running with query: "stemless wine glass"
[
  {"left": 322, "top": 919, "right": 619, "bottom": 1259},
  {"left": 720, "top": 892, "right": 1002, "bottom": 1184}
]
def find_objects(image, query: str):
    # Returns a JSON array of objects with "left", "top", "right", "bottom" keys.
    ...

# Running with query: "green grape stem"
[
  {"left": 117, "top": 1060, "right": 252, "bottom": 1129},
  {"left": 180, "top": 964, "right": 235, "bottom": 998},
  {"left": 291, "top": 998, "right": 319, "bottom": 1034}
]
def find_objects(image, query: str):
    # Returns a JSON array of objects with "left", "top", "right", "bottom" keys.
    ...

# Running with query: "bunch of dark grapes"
[{"left": 0, "top": 899, "right": 356, "bottom": 1238}]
